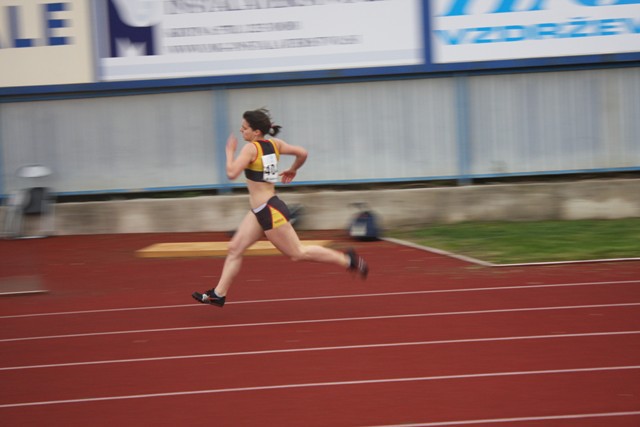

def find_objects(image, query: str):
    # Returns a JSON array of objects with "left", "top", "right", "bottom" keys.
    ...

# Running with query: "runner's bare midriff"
[{"left": 247, "top": 180, "right": 276, "bottom": 209}]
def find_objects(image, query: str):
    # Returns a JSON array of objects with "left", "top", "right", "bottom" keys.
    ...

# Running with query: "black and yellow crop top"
[{"left": 244, "top": 139, "right": 280, "bottom": 183}]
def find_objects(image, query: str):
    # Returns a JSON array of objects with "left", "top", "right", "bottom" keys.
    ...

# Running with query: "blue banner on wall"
[{"left": 430, "top": 0, "right": 640, "bottom": 65}]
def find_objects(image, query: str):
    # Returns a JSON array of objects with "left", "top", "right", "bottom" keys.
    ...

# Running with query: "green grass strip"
[{"left": 387, "top": 219, "right": 640, "bottom": 264}]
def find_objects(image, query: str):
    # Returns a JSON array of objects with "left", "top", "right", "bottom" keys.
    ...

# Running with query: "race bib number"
[{"left": 262, "top": 153, "right": 278, "bottom": 183}]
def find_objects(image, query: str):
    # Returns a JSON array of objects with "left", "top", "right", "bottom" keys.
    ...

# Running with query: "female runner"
[{"left": 193, "top": 108, "right": 368, "bottom": 307}]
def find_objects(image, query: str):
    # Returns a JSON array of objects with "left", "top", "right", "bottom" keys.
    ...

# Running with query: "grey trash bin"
[{"left": 2, "top": 165, "right": 56, "bottom": 239}]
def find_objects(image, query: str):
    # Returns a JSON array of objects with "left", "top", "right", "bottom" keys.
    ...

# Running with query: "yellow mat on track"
[{"left": 136, "top": 240, "right": 332, "bottom": 258}]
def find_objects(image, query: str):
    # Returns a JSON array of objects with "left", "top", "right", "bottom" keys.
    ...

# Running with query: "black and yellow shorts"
[{"left": 252, "top": 196, "right": 291, "bottom": 231}]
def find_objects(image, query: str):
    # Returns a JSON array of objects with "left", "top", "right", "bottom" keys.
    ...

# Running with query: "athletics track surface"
[{"left": 1, "top": 231, "right": 639, "bottom": 426}]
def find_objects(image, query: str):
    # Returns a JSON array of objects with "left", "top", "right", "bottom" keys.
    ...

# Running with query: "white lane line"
[
  {"left": 2, "top": 279, "right": 639, "bottom": 320},
  {"left": 2, "top": 330, "right": 639, "bottom": 372},
  {"left": 2, "top": 302, "right": 640, "bottom": 343},
  {"left": 367, "top": 411, "right": 640, "bottom": 426},
  {"left": 384, "top": 236, "right": 640, "bottom": 267},
  {"left": 1, "top": 365, "right": 639, "bottom": 409}
]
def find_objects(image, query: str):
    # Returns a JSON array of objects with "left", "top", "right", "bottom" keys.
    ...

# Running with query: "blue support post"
[
  {"left": 0, "top": 108, "right": 5, "bottom": 201},
  {"left": 213, "top": 88, "right": 231, "bottom": 193},
  {"left": 455, "top": 75, "right": 472, "bottom": 186}
]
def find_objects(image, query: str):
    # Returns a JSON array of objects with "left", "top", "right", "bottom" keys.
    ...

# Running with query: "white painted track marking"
[
  {"left": 1, "top": 302, "right": 639, "bottom": 343},
  {"left": 1, "top": 279, "right": 639, "bottom": 320},
  {"left": 1, "top": 330, "right": 639, "bottom": 371},
  {"left": 1, "top": 365, "right": 639, "bottom": 409},
  {"left": 367, "top": 410, "right": 640, "bottom": 426},
  {"left": 383, "top": 236, "right": 640, "bottom": 267}
]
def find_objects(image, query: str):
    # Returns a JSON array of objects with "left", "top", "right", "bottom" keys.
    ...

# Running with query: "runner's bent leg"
[{"left": 265, "top": 223, "right": 350, "bottom": 267}]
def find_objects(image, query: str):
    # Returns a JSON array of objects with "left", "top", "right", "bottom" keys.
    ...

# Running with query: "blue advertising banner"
[{"left": 430, "top": 0, "right": 640, "bottom": 65}]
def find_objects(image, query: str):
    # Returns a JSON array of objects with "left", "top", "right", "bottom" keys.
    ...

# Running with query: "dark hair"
[{"left": 243, "top": 108, "right": 282, "bottom": 137}]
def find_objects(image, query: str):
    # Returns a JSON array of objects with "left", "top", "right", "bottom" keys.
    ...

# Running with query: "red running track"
[{"left": 1, "top": 231, "right": 639, "bottom": 426}]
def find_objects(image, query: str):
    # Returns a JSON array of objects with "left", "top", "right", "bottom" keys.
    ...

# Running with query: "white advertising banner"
[
  {"left": 98, "top": 0, "right": 424, "bottom": 81},
  {"left": 431, "top": 0, "right": 640, "bottom": 64},
  {"left": 0, "top": 0, "right": 94, "bottom": 87}
]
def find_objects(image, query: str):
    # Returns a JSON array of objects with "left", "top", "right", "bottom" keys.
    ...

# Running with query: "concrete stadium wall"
[{"left": 2, "top": 179, "right": 638, "bottom": 237}]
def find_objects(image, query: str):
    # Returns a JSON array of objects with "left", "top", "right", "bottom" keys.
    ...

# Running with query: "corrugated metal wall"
[
  {"left": 1, "top": 67, "right": 638, "bottom": 196},
  {"left": 227, "top": 78, "right": 458, "bottom": 182},
  {"left": 1, "top": 91, "right": 217, "bottom": 194},
  {"left": 467, "top": 68, "right": 640, "bottom": 175}
]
